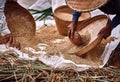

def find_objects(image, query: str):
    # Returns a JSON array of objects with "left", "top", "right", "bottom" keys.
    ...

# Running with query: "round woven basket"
[
  {"left": 66, "top": 0, "right": 108, "bottom": 12},
  {"left": 54, "top": 5, "right": 91, "bottom": 36},
  {"left": 4, "top": 1, "right": 36, "bottom": 37},
  {"left": 68, "top": 15, "right": 110, "bottom": 56}
]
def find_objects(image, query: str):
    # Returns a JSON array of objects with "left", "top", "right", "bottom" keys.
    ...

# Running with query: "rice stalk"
[
  {"left": 28, "top": 7, "right": 53, "bottom": 21},
  {"left": 0, "top": 45, "right": 120, "bottom": 82}
]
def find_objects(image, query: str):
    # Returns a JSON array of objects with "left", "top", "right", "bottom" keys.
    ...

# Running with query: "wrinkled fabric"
[
  {"left": 51, "top": 0, "right": 66, "bottom": 12},
  {"left": 0, "top": 0, "right": 119, "bottom": 71},
  {"left": 17, "top": 0, "right": 37, "bottom": 9},
  {"left": 17, "top": 0, "right": 66, "bottom": 12},
  {"left": 0, "top": 0, "right": 10, "bottom": 36},
  {"left": 29, "top": 0, "right": 51, "bottom": 10},
  {"left": 29, "top": 0, "right": 65, "bottom": 11},
  {"left": 0, "top": 0, "right": 6, "bottom": 13}
]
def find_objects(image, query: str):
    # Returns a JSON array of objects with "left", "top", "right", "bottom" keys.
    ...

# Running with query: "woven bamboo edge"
[
  {"left": 68, "top": 15, "right": 110, "bottom": 56},
  {"left": 65, "top": 0, "right": 108, "bottom": 12}
]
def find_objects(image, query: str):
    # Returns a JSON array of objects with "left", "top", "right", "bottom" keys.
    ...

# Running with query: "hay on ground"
[{"left": 0, "top": 51, "right": 119, "bottom": 82}]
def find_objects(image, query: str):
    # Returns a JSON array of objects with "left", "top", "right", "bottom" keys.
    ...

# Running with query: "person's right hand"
[
  {"left": 4, "top": 34, "right": 20, "bottom": 50},
  {"left": 68, "top": 21, "right": 78, "bottom": 39}
]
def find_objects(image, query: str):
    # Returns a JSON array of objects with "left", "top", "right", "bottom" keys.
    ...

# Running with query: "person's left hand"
[{"left": 4, "top": 34, "right": 20, "bottom": 50}]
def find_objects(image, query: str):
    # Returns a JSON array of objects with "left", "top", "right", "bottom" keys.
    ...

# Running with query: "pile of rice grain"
[{"left": 17, "top": 25, "right": 113, "bottom": 66}]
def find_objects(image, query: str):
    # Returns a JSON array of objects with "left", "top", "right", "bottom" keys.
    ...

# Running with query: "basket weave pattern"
[
  {"left": 68, "top": 15, "right": 110, "bottom": 56},
  {"left": 66, "top": 0, "right": 108, "bottom": 12},
  {"left": 54, "top": 6, "right": 91, "bottom": 36},
  {"left": 4, "top": 1, "right": 36, "bottom": 37}
]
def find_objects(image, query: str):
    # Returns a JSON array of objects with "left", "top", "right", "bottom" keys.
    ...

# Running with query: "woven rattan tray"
[
  {"left": 4, "top": 1, "right": 36, "bottom": 37},
  {"left": 54, "top": 5, "right": 91, "bottom": 36},
  {"left": 68, "top": 15, "right": 110, "bottom": 56},
  {"left": 65, "top": 0, "right": 108, "bottom": 12}
]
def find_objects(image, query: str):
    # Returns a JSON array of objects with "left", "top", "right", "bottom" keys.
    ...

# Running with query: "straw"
[{"left": 0, "top": 50, "right": 119, "bottom": 82}]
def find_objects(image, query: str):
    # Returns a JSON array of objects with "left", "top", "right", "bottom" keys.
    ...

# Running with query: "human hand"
[
  {"left": 68, "top": 21, "right": 78, "bottom": 39},
  {"left": 98, "top": 24, "right": 113, "bottom": 39},
  {"left": 4, "top": 34, "right": 20, "bottom": 50},
  {"left": 0, "top": 36, "right": 6, "bottom": 44},
  {"left": 69, "top": 31, "right": 82, "bottom": 46}
]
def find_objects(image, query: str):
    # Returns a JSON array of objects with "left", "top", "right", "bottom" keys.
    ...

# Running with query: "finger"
[
  {"left": 15, "top": 39, "right": 21, "bottom": 50},
  {"left": 6, "top": 35, "right": 11, "bottom": 47},
  {"left": 12, "top": 36, "right": 21, "bottom": 50},
  {"left": 9, "top": 35, "right": 14, "bottom": 47},
  {"left": 4, "top": 34, "right": 10, "bottom": 43},
  {"left": 7, "top": 35, "right": 14, "bottom": 47},
  {"left": 68, "top": 29, "right": 71, "bottom": 38},
  {"left": 12, "top": 37, "right": 21, "bottom": 50},
  {"left": 70, "top": 30, "right": 73, "bottom": 39},
  {"left": 17, "top": 41, "right": 21, "bottom": 50},
  {"left": 11, "top": 36, "right": 17, "bottom": 48},
  {"left": 71, "top": 30, "right": 75, "bottom": 39}
]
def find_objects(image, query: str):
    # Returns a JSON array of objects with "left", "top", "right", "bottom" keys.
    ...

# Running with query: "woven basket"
[
  {"left": 68, "top": 15, "right": 110, "bottom": 56},
  {"left": 66, "top": 0, "right": 108, "bottom": 12},
  {"left": 54, "top": 5, "right": 91, "bottom": 36},
  {"left": 4, "top": 1, "right": 36, "bottom": 37}
]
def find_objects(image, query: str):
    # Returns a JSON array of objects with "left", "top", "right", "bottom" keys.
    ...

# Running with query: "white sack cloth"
[
  {"left": 0, "top": 0, "right": 10, "bottom": 36},
  {"left": 1, "top": 0, "right": 119, "bottom": 71},
  {"left": 51, "top": 0, "right": 66, "bottom": 12},
  {"left": 28, "top": 0, "right": 54, "bottom": 29},
  {"left": 17, "top": 0, "right": 37, "bottom": 9},
  {"left": 29, "top": 0, "right": 51, "bottom": 10}
]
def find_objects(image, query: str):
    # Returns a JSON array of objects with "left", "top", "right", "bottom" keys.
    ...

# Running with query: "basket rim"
[
  {"left": 65, "top": 0, "right": 108, "bottom": 12},
  {"left": 54, "top": 5, "right": 91, "bottom": 22},
  {"left": 68, "top": 15, "right": 110, "bottom": 56}
]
